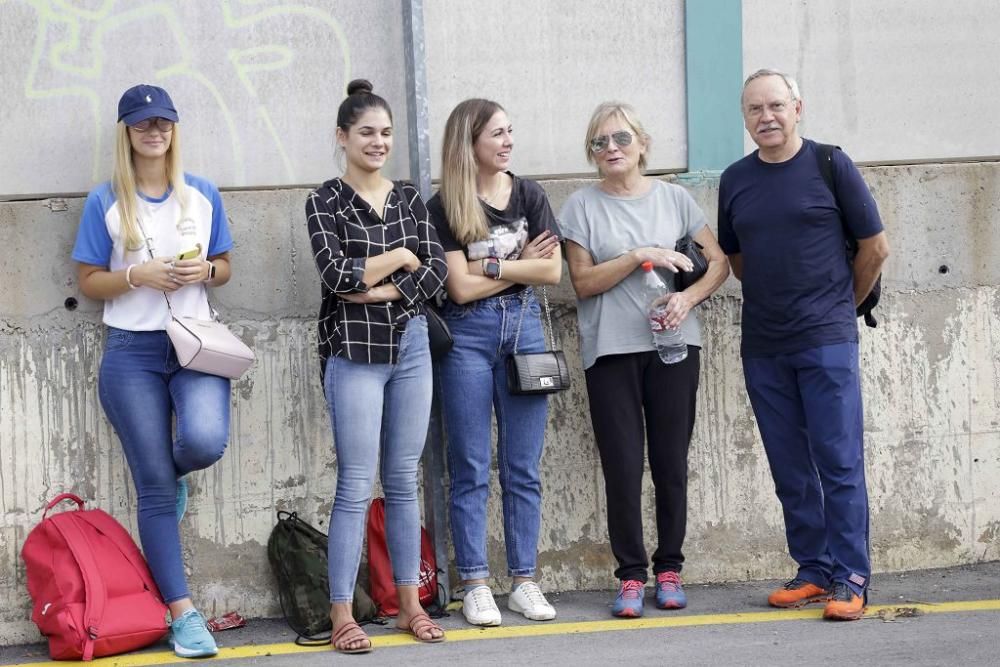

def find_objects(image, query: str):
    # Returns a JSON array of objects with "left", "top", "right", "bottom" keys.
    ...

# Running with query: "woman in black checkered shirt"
[{"left": 305, "top": 79, "right": 448, "bottom": 653}]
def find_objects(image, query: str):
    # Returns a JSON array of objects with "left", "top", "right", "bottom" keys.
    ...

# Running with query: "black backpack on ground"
[
  {"left": 267, "top": 511, "right": 378, "bottom": 645},
  {"left": 814, "top": 142, "right": 882, "bottom": 328}
]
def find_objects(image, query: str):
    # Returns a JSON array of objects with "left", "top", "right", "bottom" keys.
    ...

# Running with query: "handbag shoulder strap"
[
  {"left": 136, "top": 215, "right": 217, "bottom": 321},
  {"left": 135, "top": 216, "right": 177, "bottom": 316},
  {"left": 392, "top": 180, "right": 409, "bottom": 216},
  {"left": 512, "top": 286, "right": 556, "bottom": 353}
]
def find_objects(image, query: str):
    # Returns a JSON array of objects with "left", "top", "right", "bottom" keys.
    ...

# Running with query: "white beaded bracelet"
[{"left": 125, "top": 264, "right": 138, "bottom": 289}]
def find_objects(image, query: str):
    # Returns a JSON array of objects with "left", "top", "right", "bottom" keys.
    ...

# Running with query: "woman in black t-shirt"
[{"left": 426, "top": 98, "right": 561, "bottom": 627}]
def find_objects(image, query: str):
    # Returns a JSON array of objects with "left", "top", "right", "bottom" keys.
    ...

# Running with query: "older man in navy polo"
[{"left": 718, "top": 69, "right": 890, "bottom": 621}]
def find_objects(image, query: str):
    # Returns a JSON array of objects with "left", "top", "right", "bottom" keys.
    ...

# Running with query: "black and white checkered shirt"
[{"left": 306, "top": 178, "right": 447, "bottom": 365}]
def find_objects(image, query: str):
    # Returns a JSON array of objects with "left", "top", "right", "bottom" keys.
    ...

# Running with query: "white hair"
[{"left": 742, "top": 68, "right": 801, "bottom": 102}]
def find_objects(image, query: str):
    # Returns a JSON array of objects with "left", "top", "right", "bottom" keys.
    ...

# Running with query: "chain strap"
[
  {"left": 512, "top": 286, "right": 557, "bottom": 353},
  {"left": 135, "top": 216, "right": 217, "bottom": 320}
]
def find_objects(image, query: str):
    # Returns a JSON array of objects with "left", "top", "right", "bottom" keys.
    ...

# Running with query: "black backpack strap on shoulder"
[
  {"left": 814, "top": 142, "right": 840, "bottom": 201},
  {"left": 814, "top": 142, "right": 879, "bottom": 328}
]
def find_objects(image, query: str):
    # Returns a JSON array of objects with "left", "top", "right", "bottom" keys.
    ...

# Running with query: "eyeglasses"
[
  {"left": 743, "top": 99, "right": 795, "bottom": 118},
  {"left": 589, "top": 130, "right": 634, "bottom": 153},
  {"left": 129, "top": 118, "right": 175, "bottom": 133}
]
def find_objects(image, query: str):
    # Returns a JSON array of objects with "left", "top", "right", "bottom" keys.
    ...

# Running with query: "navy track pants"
[{"left": 743, "top": 341, "right": 871, "bottom": 596}]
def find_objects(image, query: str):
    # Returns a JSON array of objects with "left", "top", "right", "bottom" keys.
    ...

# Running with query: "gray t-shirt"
[{"left": 559, "top": 180, "right": 707, "bottom": 369}]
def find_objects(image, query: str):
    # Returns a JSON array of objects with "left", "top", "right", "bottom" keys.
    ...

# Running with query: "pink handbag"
[
  {"left": 138, "top": 218, "right": 254, "bottom": 380},
  {"left": 166, "top": 315, "right": 254, "bottom": 379}
]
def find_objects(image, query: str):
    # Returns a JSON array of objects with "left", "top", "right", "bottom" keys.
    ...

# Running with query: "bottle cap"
[{"left": 641, "top": 261, "right": 653, "bottom": 271}]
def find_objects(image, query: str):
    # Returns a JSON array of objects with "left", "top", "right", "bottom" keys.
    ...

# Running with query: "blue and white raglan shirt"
[{"left": 72, "top": 173, "right": 234, "bottom": 331}]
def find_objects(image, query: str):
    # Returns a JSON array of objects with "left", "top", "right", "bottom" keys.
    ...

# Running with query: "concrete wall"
[
  {"left": 742, "top": 0, "right": 1000, "bottom": 162},
  {"left": 2, "top": 162, "right": 998, "bottom": 644},
  {"left": 0, "top": 0, "right": 687, "bottom": 197},
  {"left": 3, "top": 0, "right": 1000, "bottom": 648},
  {"left": 0, "top": 0, "right": 410, "bottom": 196},
  {"left": 423, "top": 0, "right": 688, "bottom": 176},
  {"left": 8, "top": 0, "right": 999, "bottom": 198}
]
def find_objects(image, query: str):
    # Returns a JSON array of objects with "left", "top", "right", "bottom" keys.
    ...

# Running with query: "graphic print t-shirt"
[{"left": 427, "top": 173, "right": 560, "bottom": 298}]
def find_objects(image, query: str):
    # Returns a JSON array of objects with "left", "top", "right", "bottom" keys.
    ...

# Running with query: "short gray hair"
[{"left": 742, "top": 68, "right": 801, "bottom": 102}]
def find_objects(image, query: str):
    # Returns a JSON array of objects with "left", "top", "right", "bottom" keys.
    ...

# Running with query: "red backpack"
[
  {"left": 365, "top": 497, "right": 438, "bottom": 616},
  {"left": 21, "top": 493, "right": 169, "bottom": 660}
]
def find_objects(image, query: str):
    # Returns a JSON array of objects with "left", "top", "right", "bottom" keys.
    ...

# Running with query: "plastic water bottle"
[{"left": 640, "top": 261, "right": 687, "bottom": 364}]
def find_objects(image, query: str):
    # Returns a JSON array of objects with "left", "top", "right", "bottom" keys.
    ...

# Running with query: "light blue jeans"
[
  {"left": 98, "top": 327, "right": 230, "bottom": 603},
  {"left": 438, "top": 289, "right": 549, "bottom": 580},
  {"left": 324, "top": 315, "right": 432, "bottom": 602}
]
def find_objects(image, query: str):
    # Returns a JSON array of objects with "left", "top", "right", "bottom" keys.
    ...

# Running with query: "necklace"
[{"left": 478, "top": 174, "right": 505, "bottom": 205}]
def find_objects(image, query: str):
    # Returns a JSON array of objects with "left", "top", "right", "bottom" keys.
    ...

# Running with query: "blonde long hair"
[
  {"left": 112, "top": 122, "right": 187, "bottom": 250},
  {"left": 439, "top": 98, "right": 504, "bottom": 246}
]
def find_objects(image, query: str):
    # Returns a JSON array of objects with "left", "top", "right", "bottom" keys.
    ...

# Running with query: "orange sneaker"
[
  {"left": 767, "top": 578, "right": 829, "bottom": 608},
  {"left": 823, "top": 582, "right": 866, "bottom": 621}
]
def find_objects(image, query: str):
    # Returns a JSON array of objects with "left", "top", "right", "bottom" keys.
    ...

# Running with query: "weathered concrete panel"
[
  {"left": 0, "top": 0, "right": 408, "bottom": 196},
  {"left": 0, "top": 0, "right": 687, "bottom": 197},
  {"left": 424, "top": 0, "right": 688, "bottom": 176},
  {"left": 4, "top": 0, "right": 999, "bottom": 191},
  {"left": 742, "top": 0, "right": 1000, "bottom": 162},
  {"left": 2, "top": 163, "right": 999, "bottom": 644}
]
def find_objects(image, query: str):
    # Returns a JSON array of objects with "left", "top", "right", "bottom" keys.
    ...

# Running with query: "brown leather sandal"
[
  {"left": 399, "top": 612, "right": 446, "bottom": 643},
  {"left": 332, "top": 621, "right": 373, "bottom": 654}
]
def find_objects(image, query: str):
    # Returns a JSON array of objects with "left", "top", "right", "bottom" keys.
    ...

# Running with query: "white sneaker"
[
  {"left": 508, "top": 581, "right": 557, "bottom": 621},
  {"left": 462, "top": 585, "right": 502, "bottom": 626}
]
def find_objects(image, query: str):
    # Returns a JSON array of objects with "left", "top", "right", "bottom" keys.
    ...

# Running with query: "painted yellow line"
[{"left": 13, "top": 599, "right": 1000, "bottom": 667}]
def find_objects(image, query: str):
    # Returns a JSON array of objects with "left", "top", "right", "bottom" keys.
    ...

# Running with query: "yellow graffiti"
[
  {"left": 14, "top": 0, "right": 352, "bottom": 188},
  {"left": 221, "top": 0, "right": 352, "bottom": 87},
  {"left": 228, "top": 46, "right": 294, "bottom": 98}
]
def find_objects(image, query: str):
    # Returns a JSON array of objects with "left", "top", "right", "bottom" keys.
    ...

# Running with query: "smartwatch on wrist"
[
  {"left": 205, "top": 261, "right": 217, "bottom": 282},
  {"left": 483, "top": 257, "right": 501, "bottom": 280}
]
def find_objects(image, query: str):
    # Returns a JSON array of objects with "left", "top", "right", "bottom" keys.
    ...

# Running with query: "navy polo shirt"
[{"left": 718, "top": 139, "right": 883, "bottom": 358}]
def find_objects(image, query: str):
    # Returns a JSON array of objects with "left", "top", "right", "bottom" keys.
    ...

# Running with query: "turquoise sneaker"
[
  {"left": 169, "top": 608, "right": 218, "bottom": 658},
  {"left": 176, "top": 477, "right": 189, "bottom": 523},
  {"left": 655, "top": 571, "right": 687, "bottom": 609},
  {"left": 611, "top": 579, "right": 644, "bottom": 618}
]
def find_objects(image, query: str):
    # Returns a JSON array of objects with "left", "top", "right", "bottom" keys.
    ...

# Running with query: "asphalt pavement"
[{"left": 2, "top": 562, "right": 998, "bottom": 666}]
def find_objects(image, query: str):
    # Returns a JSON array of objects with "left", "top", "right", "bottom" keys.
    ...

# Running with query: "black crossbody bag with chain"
[{"left": 506, "top": 286, "right": 570, "bottom": 395}]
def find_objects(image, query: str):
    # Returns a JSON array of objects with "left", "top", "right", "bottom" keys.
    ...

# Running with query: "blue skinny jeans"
[
  {"left": 98, "top": 327, "right": 230, "bottom": 603},
  {"left": 324, "top": 316, "right": 432, "bottom": 602}
]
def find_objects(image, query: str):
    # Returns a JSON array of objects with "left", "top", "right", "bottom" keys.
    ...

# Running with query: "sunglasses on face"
[
  {"left": 589, "top": 130, "right": 634, "bottom": 153},
  {"left": 129, "top": 117, "right": 175, "bottom": 133}
]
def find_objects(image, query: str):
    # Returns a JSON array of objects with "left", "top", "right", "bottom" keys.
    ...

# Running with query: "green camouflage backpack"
[{"left": 267, "top": 511, "right": 377, "bottom": 645}]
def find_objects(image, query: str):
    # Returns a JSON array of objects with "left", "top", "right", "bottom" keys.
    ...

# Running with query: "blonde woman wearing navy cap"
[{"left": 72, "top": 84, "right": 235, "bottom": 658}]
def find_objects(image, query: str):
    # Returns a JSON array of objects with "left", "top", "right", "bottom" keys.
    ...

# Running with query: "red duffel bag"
[{"left": 21, "top": 493, "right": 169, "bottom": 660}]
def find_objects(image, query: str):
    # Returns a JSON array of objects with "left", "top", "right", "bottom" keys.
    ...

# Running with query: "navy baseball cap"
[{"left": 117, "top": 84, "right": 179, "bottom": 125}]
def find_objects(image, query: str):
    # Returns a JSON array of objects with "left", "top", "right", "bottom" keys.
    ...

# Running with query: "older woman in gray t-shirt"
[{"left": 559, "top": 101, "right": 729, "bottom": 619}]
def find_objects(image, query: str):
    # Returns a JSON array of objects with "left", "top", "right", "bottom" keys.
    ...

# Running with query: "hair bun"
[{"left": 346, "top": 79, "right": 374, "bottom": 96}]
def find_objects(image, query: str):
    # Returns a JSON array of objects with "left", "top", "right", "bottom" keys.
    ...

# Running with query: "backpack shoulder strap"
[
  {"left": 815, "top": 142, "right": 880, "bottom": 328},
  {"left": 48, "top": 513, "right": 107, "bottom": 661},
  {"left": 75, "top": 511, "right": 161, "bottom": 597},
  {"left": 815, "top": 142, "right": 856, "bottom": 243},
  {"left": 813, "top": 142, "right": 840, "bottom": 201}
]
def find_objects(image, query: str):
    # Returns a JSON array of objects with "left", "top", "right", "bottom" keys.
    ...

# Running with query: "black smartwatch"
[
  {"left": 483, "top": 257, "right": 502, "bottom": 280},
  {"left": 206, "top": 261, "right": 217, "bottom": 282}
]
